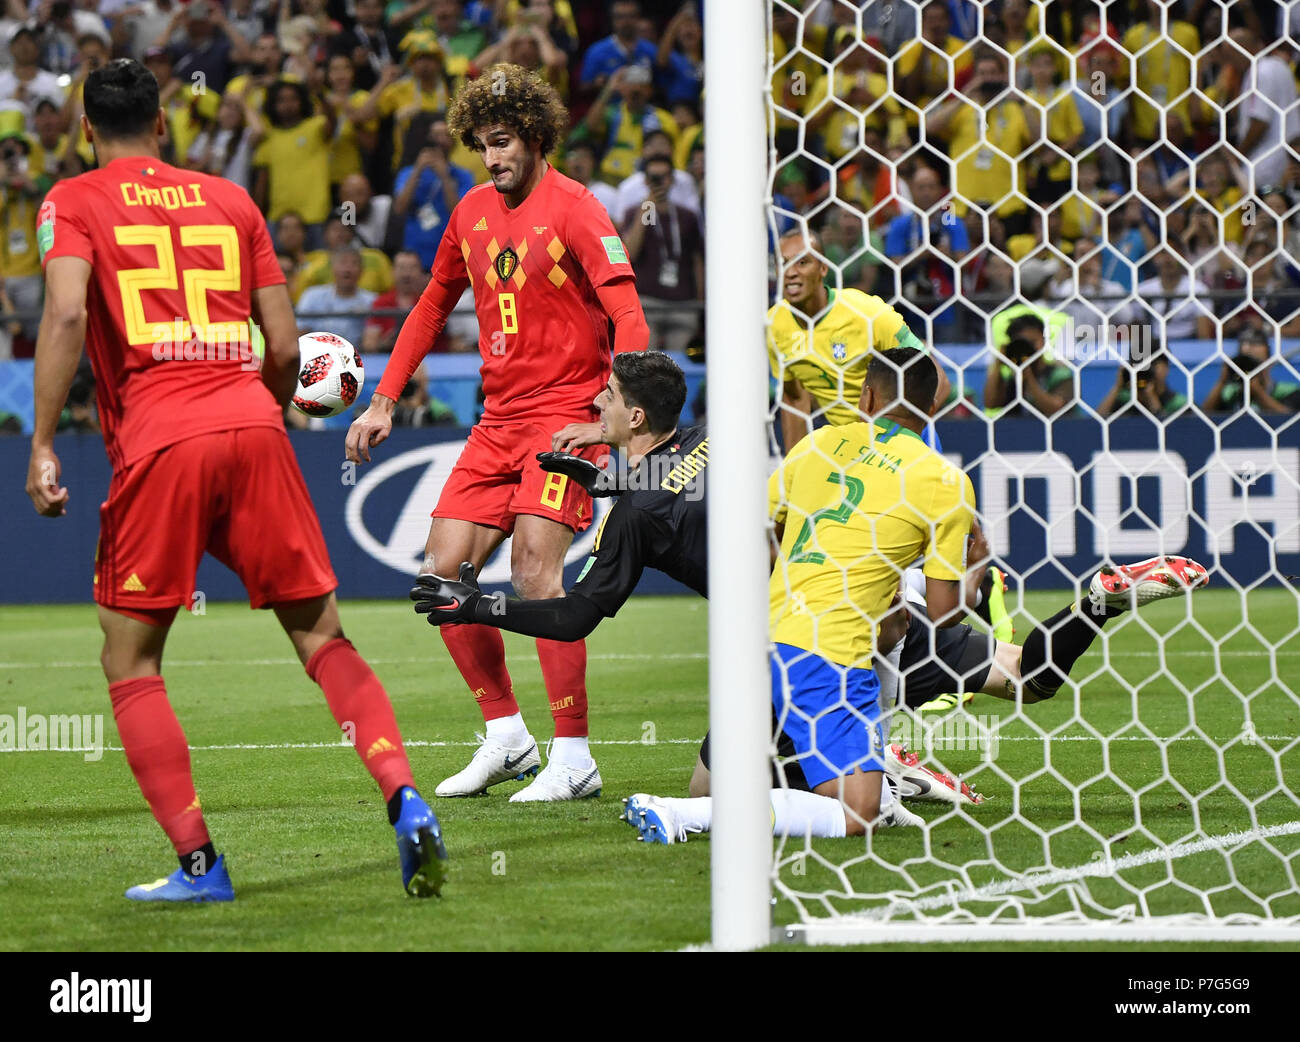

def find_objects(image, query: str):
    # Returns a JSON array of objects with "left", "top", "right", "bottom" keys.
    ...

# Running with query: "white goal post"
[
  {"left": 705, "top": 0, "right": 1300, "bottom": 948},
  {"left": 705, "top": 0, "right": 773, "bottom": 951}
]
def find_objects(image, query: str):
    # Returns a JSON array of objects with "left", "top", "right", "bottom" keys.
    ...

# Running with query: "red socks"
[
  {"left": 108, "top": 675, "right": 209, "bottom": 857},
  {"left": 536, "top": 638, "right": 589, "bottom": 738},
  {"left": 441, "top": 626, "right": 589, "bottom": 737},
  {"left": 440, "top": 623, "right": 520, "bottom": 721},
  {"left": 305, "top": 638, "right": 414, "bottom": 802}
]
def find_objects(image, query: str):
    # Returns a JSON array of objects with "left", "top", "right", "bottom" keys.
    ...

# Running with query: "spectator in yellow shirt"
[
  {"left": 1023, "top": 46, "right": 1083, "bottom": 204},
  {"left": 1122, "top": 0, "right": 1199, "bottom": 147},
  {"left": 771, "top": 3, "right": 827, "bottom": 154},
  {"left": 1192, "top": 152, "right": 1246, "bottom": 246},
  {"left": 897, "top": 0, "right": 974, "bottom": 128},
  {"left": 584, "top": 63, "right": 679, "bottom": 184},
  {"left": 297, "top": 210, "right": 395, "bottom": 298},
  {"left": 927, "top": 49, "right": 1034, "bottom": 237},
  {"left": 252, "top": 79, "right": 335, "bottom": 236},
  {"left": 349, "top": 30, "right": 451, "bottom": 174},
  {"left": 805, "top": 31, "right": 906, "bottom": 162},
  {"left": 0, "top": 114, "right": 49, "bottom": 340},
  {"left": 275, "top": 212, "right": 310, "bottom": 301},
  {"left": 141, "top": 47, "right": 220, "bottom": 171},
  {"left": 323, "top": 53, "right": 377, "bottom": 191},
  {"left": 222, "top": 33, "right": 285, "bottom": 118}
]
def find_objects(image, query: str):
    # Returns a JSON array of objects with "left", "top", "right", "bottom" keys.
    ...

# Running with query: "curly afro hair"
[{"left": 447, "top": 63, "right": 569, "bottom": 156}]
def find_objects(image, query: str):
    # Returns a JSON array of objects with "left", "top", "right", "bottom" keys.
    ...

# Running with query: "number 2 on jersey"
[
  {"left": 114, "top": 224, "right": 242, "bottom": 346},
  {"left": 788, "top": 471, "right": 865, "bottom": 566},
  {"left": 498, "top": 291, "right": 518, "bottom": 334}
]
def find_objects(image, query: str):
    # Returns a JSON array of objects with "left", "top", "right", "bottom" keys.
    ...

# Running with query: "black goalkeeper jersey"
[{"left": 569, "top": 424, "right": 710, "bottom": 616}]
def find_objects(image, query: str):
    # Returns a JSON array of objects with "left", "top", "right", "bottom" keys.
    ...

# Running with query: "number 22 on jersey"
[{"left": 115, "top": 223, "right": 243, "bottom": 346}]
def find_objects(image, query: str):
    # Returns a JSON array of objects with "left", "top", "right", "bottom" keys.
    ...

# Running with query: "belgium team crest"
[{"left": 495, "top": 246, "right": 519, "bottom": 281}]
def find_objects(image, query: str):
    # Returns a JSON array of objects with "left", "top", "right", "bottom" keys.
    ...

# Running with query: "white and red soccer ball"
[{"left": 293, "top": 332, "right": 363, "bottom": 418}]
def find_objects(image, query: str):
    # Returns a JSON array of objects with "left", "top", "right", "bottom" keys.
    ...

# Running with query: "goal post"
[{"left": 705, "top": 0, "right": 773, "bottom": 951}]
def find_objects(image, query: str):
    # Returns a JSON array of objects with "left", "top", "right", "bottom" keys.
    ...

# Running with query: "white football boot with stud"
[{"left": 435, "top": 734, "right": 541, "bottom": 797}]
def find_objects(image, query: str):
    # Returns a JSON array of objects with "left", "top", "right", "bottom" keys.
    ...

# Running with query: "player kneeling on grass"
[
  {"left": 623, "top": 349, "right": 979, "bottom": 842},
  {"left": 25, "top": 59, "right": 444, "bottom": 901},
  {"left": 688, "top": 555, "right": 1211, "bottom": 818}
]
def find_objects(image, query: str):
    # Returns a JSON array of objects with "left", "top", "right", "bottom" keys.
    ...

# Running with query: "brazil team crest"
[
  {"left": 495, "top": 246, "right": 519, "bottom": 281},
  {"left": 832, "top": 341, "right": 847, "bottom": 361}
]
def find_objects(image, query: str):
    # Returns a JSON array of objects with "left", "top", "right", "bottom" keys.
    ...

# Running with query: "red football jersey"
[
  {"left": 379, "top": 165, "right": 635, "bottom": 423},
  {"left": 39, "top": 156, "right": 286, "bottom": 469}
]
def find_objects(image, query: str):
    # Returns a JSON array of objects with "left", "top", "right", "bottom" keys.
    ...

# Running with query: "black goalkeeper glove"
[
  {"left": 536, "top": 451, "right": 618, "bottom": 496},
  {"left": 410, "top": 562, "right": 483, "bottom": 625}
]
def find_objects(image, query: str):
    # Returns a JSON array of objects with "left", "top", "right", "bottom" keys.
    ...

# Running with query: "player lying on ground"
[
  {"left": 25, "top": 59, "right": 444, "bottom": 901},
  {"left": 411, "top": 352, "right": 706, "bottom": 654},
  {"left": 418, "top": 347, "right": 976, "bottom": 835},
  {"left": 346, "top": 63, "right": 649, "bottom": 803},
  {"left": 684, "top": 555, "right": 1211, "bottom": 820}
]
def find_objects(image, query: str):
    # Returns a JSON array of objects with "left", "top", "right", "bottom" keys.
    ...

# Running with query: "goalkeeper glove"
[
  {"left": 410, "top": 562, "right": 483, "bottom": 625},
  {"left": 536, "top": 451, "right": 618, "bottom": 497}
]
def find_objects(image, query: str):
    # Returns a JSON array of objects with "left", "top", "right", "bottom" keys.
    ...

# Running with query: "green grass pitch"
[{"left": 1, "top": 591, "right": 1297, "bottom": 952}]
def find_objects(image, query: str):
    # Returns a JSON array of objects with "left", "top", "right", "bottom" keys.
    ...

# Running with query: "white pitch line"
[
  {"left": 874, "top": 820, "right": 1300, "bottom": 915},
  {"left": 3, "top": 650, "right": 1298, "bottom": 670},
  {"left": 0, "top": 734, "right": 1293, "bottom": 755},
  {"left": 0, "top": 737, "right": 705, "bottom": 754},
  {"left": 0, "top": 652, "right": 711, "bottom": 670}
]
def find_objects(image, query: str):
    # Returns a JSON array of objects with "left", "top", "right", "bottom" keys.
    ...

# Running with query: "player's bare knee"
[
  {"left": 510, "top": 549, "right": 563, "bottom": 599},
  {"left": 274, "top": 594, "right": 343, "bottom": 665}
]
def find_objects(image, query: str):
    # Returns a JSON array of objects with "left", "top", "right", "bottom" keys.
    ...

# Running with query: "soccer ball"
[{"left": 293, "top": 332, "right": 363, "bottom": 418}]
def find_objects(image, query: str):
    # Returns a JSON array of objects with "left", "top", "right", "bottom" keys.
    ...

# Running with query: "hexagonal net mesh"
[{"left": 764, "top": 0, "right": 1300, "bottom": 940}]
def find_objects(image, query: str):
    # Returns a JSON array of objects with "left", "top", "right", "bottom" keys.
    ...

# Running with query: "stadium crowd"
[{"left": 2, "top": 0, "right": 1298, "bottom": 428}]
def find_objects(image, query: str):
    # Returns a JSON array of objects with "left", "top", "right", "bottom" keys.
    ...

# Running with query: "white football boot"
[
  {"left": 508, "top": 755, "right": 602, "bottom": 802},
  {"left": 434, "top": 733, "right": 540, "bottom": 797},
  {"left": 1088, "top": 555, "right": 1209, "bottom": 611},
  {"left": 877, "top": 800, "right": 925, "bottom": 828},
  {"left": 884, "top": 743, "right": 984, "bottom": 805},
  {"left": 622, "top": 794, "right": 689, "bottom": 843}
]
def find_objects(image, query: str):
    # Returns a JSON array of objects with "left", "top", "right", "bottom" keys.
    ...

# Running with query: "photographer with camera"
[
  {"left": 1201, "top": 327, "right": 1298, "bottom": 416},
  {"left": 621, "top": 151, "right": 702, "bottom": 353},
  {"left": 926, "top": 46, "right": 1034, "bottom": 240},
  {"left": 0, "top": 109, "right": 51, "bottom": 345},
  {"left": 982, "top": 312, "right": 1072, "bottom": 418},
  {"left": 1097, "top": 345, "right": 1187, "bottom": 420}
]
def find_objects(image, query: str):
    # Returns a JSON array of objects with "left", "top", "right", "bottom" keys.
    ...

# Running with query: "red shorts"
[
  {"left": 95, "top": 426, "right": 337, "bottom": 613},
  {"left": 434, "top": 419, "right": 600, "bottom": 534}
]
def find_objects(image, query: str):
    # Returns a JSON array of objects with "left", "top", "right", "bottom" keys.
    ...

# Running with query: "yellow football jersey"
[
  {"left": 769, "top": 420, "right": 976, "bottom": 668},
  {"left": 768, "top": 288, "right": 923, "bottom": 426}
]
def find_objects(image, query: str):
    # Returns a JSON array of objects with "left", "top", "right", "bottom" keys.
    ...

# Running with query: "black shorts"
[
  {"left": 698, "top": 715, "right": 811, "bottom": 792},
  {"left": 898, "top": 618, "right": 996, "bottom": 709}
]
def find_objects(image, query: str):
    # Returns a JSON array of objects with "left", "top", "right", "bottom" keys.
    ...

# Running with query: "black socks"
[
  {"left": 180, "top": 841, "right": 218, "bottom": 877},
  {"left": 1018, "top": 600, "right": 1125, "bottom": 698}
]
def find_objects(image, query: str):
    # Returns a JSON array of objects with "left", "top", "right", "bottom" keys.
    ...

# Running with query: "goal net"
[{"left": 763, "top": 0, "right": 1300, "bottom": 944}]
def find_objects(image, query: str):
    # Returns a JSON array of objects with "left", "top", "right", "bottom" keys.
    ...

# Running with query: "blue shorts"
[{"left": 770, "top": 643, "right": 884, "bottom": 789}]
